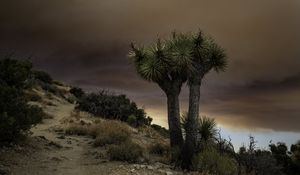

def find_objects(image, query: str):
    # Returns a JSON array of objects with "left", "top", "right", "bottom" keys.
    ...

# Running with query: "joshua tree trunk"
[
  {"left": 167, "top": 92, "right": 183, "bottom": 148},
  {"left": 159, "top": 78, "right": 184, "bottom": 161},
  {"left": 181, "top": 77, "right": 201, "bottom": 170}
]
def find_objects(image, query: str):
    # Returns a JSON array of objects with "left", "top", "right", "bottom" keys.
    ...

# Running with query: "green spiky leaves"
[
  {"left": 128, "top": 30, "right": 228, "bottom": 83},
  {"left": 167, "top": 33, "right": 195, "bottom": 75},
  {"left": 129, "top": 41, "right": 167, "bottom": 82},
  {"left": 198, "top": 116, "right": 218, "bottom": 142},
  {"left": 208, "top": 43, "right": 227, "bottom": 73}
]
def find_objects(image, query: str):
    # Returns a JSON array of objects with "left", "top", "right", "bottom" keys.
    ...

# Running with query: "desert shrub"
[
  {"left": 52, "top": 80, "right": 64, "bottom": 86},
  {"left": 66, "top": 96, "right": 76, "bottom": 104},
  {"left": 151, "top": 124, "right": 169, "bottom": 138},
  {"left": 93, "top": 120, "right": 131, "bottom": 146},
  {"left": 65, "top": 124, "right": 89, "bottom": 136},
  {"left": 127, "top": 115, "right": 137, "bottom": 126},
  {"left": 94, "top": 131, "right": 129, "bottom": 146},
  {"left": 289, "top": 141, "right": 300, "bottom": 174},
  {"left": 76, "top": 90, "right": 152, "bottom": 127},
  {"left": 192, "top": 149, "right": 238, "bottom": 175},
  {"left": 65, "top": 120, "right": 131, "bottom": 146},
  {"left": 0, "top": 58, "right": 32, "bottom": 88},
  {"left": 25, "top": 91, "right": 42, "bottom": 102},
  {"left": 40, "top": 82, "right": 65, "bottom": 97},
  {"left": 107, "top": 141, "right": 143, "bottom": 162},
  {"left": 236, "top": 137, "right": 284, "bottom": 175},
  {"left": 269, "top": 142, "right": 300, "bottom": 175},
  {"left": 237, "top": 147, "right": 283, "bottom": 175},
  {"left": 70, "top": 87, "right": 85, "bottom": 98},
  {"left": 149, "top": 142, "right": 170, "bottom": 156},
  {"left": 33, "top": 70, "right": 52, "bottom": 84},
  {"left": 0, "top": 58, "right": 43, "bottom": 142},
  {"left": 269, "top": 142, "right": 291, "bottom": 173}
]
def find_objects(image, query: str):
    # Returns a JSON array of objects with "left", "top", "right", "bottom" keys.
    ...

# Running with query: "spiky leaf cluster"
[
  {"left": 129, "top": 31, "right": 228, "bottom": 83},
  {"left": 129, "top": 41, "right": 168, "bottom": 82},
  {"left": 192, "top": 34, "right": 227, "bottom": 74}
]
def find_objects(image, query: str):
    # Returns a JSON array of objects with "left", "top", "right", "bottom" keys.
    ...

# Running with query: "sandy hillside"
[{"left": 0, "top": 86, "right": 193, "bottom": 175}]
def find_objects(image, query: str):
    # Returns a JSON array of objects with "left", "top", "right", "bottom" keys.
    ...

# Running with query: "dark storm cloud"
[
  {"left": 0, "top": 0, "right": 300, "bottom": 131},
  {"left": 201, "top": 73, "right": 300, "bottom": 131}
]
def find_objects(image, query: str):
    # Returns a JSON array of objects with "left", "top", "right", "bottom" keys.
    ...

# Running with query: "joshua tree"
[
  {"left": 129, "top": 31, "right": 226, "bottom": 166},
  {"left": 129, "top": 37, "right": 193, "bottom": 155},
  {"left": 181, "top": 31, "right": 227, "bottom": 169}
]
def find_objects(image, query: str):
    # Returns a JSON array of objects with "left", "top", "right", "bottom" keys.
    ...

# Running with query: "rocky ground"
[{"left": 0, "top": 87, "right": 198, "bottom": 175}]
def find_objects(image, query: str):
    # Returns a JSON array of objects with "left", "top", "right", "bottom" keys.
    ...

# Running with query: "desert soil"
[{"left": 0, "top": 96, "right": 185, "bottom": 175}]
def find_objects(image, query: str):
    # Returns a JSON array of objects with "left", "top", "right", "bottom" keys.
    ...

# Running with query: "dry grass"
[
  {"left": 93, "top": 120, "right": 131, "bottom": 146},
  {"left": 65, "top": 119, "right": 131, "bottom": 146},
  {"left": 64, "top": 111, "right": 174, "bottom": 163},
  {"left": 149, "top": 141, "right": 170, "bottom": 156},
  {"left": 65, "top": 124, "right": 89, "bottom": 136},
  {"left": 107, "top": 140, "right": 144, "bottom": 163},
  {"left": 138, "top": 126, "right": 163, "bottom": 139}
]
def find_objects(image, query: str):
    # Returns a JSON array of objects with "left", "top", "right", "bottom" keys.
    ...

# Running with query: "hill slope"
[{"left": 0, "top": 82, "right": 186, "bottom": 175}]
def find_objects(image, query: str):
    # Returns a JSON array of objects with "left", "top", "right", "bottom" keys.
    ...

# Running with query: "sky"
[{"left": 1, "top": 0, "right": 300, "bottom": 149}]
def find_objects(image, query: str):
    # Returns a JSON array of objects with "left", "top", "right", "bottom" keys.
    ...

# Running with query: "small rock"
[
  {"left": 99, "top": 159, "right": 108, "bottom": 163},
  {"left": 165, "top": 171, "right": 173, "bottom": 175},
  {"left": 15, "top": 145, "right": 23, "bottom": 151},
  {"left": 50, "top": 157, "right": 62, "bottom": 162},
  {"left": 60, "top": 156, "right": 69, "bottom": 160},
  {"left": 133, "top": 164, "right": 140, "bottom": 169},
  {"left": 80, "top": 120, "right": 86, "bottom": 125},
  {"left": 48, "top": 141, "right": 63, "bottom": 149},
  {"left": 130, "top": 169, "right": 135, "bottom": 173},
  {"left": 147, "top": 165, "right": 154, "bottom": 170},
  {"left": 158, "top": 169, "right": 165, "bottom": 174},
  {"left": 57, "top": 135, "right": 65, "bottom": 139},
  {"left": 140, "top": 165, "right": 146, "bottom": 169},
  {"left": 67, "top": 140, "right": 72, "bottom": 144},
  {"left": 154, "top": 162, "right": 165, "bottom": 169},
  {"left": 37, "top": 136, "right": 47, "bottom": 140},
  {"left": 138, "top": 157, "right": 146, "bottom": 163}
]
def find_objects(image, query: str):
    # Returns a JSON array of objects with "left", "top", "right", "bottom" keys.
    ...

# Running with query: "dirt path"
[
  {"left": 10, "top": 101, "right": 100, "bottom": 175},
  {"left": 1, "top": 97, "right": 181, "bottom": 175},
  {"left": 1, "top": 100, "right": 128, "bottom": 175}
]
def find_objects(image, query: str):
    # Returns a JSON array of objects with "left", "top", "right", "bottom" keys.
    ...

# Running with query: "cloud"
[
  {"left": 201, "top": 73, "right": 300, "bottom": 131},
  {"left": 0, "top": 0, "right": 300, "bottom": 131}
]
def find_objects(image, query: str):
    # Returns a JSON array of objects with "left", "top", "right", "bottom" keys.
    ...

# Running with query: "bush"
[
  {"left": 33, "top": 70, "right": 53, "bottom": 84},
  {"left": 236, "top": 137, "right": 283, "bottom": 175},
  {"left": 40, "top": 82, "right": 65, "bottom": 98},
  {"left": 0, "top": 58, "right": 32, "bottom": 89},
  {"left": 65, "top": 124, "right": 89, "bottom": 136},
  {"left": 93, "top": 120, "right": 131, "bottom": 146},
  {"left": 0, "top": 58, "right": 43, "bottom": 142},
  {"left": 76, "top": 90, "right": 152, "bottom": 127},
  {"left": 192, "top": 149, "right": 238, "bottom": 175},
  {"left": 127, "top": 115, "right": 137, "bottom": 126},
  {"left": 107, "top": 141, "right": 143, "bottom": 162},
  {"left": 94, "top": 131, "right": 129, "bottom": 147},
  {"left": 149, "top": 142, "right": 170, "bottom": 156},
  {"left": 25, "top": 91, "right": 42, "bottom": 102},
  {"left": 151, "top": 124, "right": 169, "bottom": 138},
  {"left": 65, "top": 120, "right": 131, "bottom": 146},
  {"left": 70, "top": 87, "right": 85, "bottom": 98}
]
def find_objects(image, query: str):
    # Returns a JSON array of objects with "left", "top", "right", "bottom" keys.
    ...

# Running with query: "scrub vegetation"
[{"left": 1, "top": 30, "right": 300, "bottom": 175}]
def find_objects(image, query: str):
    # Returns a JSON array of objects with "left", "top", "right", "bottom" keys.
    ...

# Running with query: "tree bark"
[
  {"left": 158, "top": 78, "right": 184, "bottom": 161},
  {"left": 181, "top": 80, "right": 201, "bottom": 170},
  {"left": 167, "top": 92, "right": 184, "bottom": 149}
]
